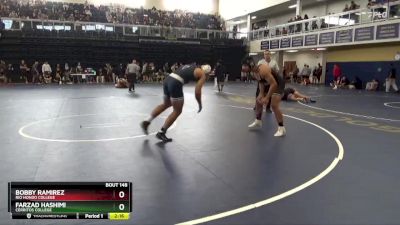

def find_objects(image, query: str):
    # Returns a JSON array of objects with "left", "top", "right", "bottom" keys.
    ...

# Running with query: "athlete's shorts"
[
  {"left": 260, "top": 75, "right": 285, "bottom": 96},
  {"left": 163, "top": 75, "right": 183, "bottom": 100}
]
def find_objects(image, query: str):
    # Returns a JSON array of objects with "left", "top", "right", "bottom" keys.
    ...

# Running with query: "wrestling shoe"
[
  {"left": 156, "top": 132, "right": 173, "bottom": 142},
  {"left": 248, "top": 119, "right": 262, "bottom": 129},
  {"left": 274, "top": 126, "right": 286, "bottom": 137},
  {"left": 140, "top": 121, "right": 150, "bottom": 135}
]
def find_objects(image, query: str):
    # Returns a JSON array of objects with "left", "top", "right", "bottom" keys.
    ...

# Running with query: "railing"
[
  {"left": 249, "top": 1, "right": 400, "bottom": 41},
  {"left": 0, "top": 17, "right": 246, "bottom": 41}
]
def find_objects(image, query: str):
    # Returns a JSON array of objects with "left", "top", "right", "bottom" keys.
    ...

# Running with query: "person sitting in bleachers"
[
  {"left": 366, "top": 79, "right": 379, "bottom": 91},
  {"left": 0, "top": 60, "right": 7, "bottom": 84},
  {"left": 337, "top": 75, "right": 351, "bottom": 89},
  {"left": 155, "top": 69, "right": 165, "bottom": 83},
  {"left": 42, "top": 61, "right": 52, "bottom": 84},
  {"left": 54, "top": 64, "right": 62, "bottom": 84},
  {"left": 349, "top": 76, "right": 362, "bottom": 89}
]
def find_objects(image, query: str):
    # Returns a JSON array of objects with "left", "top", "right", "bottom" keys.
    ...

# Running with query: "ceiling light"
[
  {"left": 316, "top": 48, "right": 326, "bottom": 51},
  {"left": 288, "top": 4, "right": 297, "bottom": 9},
  {"left": 251, "top": 16, "right": 257, "bottom": 19},
  {"left": 286, "top": 50, "right": 298, "bottom": 53}
]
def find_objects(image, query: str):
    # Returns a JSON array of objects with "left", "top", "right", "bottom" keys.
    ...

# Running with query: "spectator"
[
  {"left": 385, "top": 63, "right": 399, "bottom": 93},
  {"left": 314, "top": 63, "right": 323, "bottom": 84},
  {"left": 332, "top": 64, "right": 342, "bottom": 90},
  {"left": 302, "top": 65, "right": 312, "bottom": 85},
  {"left": 155, "top": 69, "right": 165, "bottom": 83},
  {"left": 288, "top": 18, "right": 295, "bottom": 33},
  {"left": 142, "top": 62, "right": 149, "bottom": 82},
  {"left": 42, "top": 61, "right": 52, "bottom": 84},
  {"left": 367, "top": 0, "right": 375, "bottom": 9},
  {"left": 55, "top": 64, "right": 62, "bottom": 84},
  {"left": 344, "top": 4, "right": 350, "bottom": 12},
  {"left": 321, "top": 19, "right": 328, "bottom": 29},
  {"left": 97, "top": 67, "right": 105, "bottom": 83},
  {"left": 170, "top": 63, "right": 178, "bottom": 73},
  {"left": 300, "top": 64, "right": 307, "bottom": 76},
  {"left": 349, "top": 1, "right": 360, "bottom": 23},
  {"left": 295, "top": 15, "right": 302, "bottom": 32},
  {"left": 282, "top": 27, "right": 288, "bottom": 35},
  {"left": 64, "top": 63, "right": 72, "bottom": 84},
  {"left": 349, "top": 76, "right": 362, "bottom": 89},
  {"left": 350, "top": 1, "right": 359, "bottom": 10},
  {"left": 0, "top": 19, "right": 5, "bottom": 38},
  {"left": 163, "top": 62, "right": 171, "bottom": 74},
  {"left": 0, "top": 60, "right": 7, "bottom": 83},
  {"left": 76, "top": 62, "right": 83, "bottom": 73},
  {"left": 19, "top": 60, "right": 29, "bottom": 83},
  {"left": 215, "top": 60, "right": 226, "bottom": 92},
  {"left": 105, "top": 63, "right": 113, "bottom": 82},
  {"left": 338, "top": 75, "right": 350, "bottom": 88},
  {"left": 7, "top": 64, "right": 16, "bottom": 83},
  {"left": 232, "top": 25, "right": 238, "bottom": 39},
  {"left": 366, "top": 78, "right": 379, "bottom": 91},
  {"left": 304, "top": 14, "right": 309, "bottom": 31},
  {"left": 241, "top": 69, "right": 249, "bottom": 82},
  {"left": 291, "top": 64, "right": 300, "bottom": 83},
  {"left": 31, "top": 61, "right": 40, "bottom": 84},
  {"left": 275, "top": 27, "right": 281, "bottom": 36},
  {"left": 115, "top": 63, "right": 126, "bottom": 80},
  {"left": 312, "top": 16, "right": 318, "bottom": 30}
]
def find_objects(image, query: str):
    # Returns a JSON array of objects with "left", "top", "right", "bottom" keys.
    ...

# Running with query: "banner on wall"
[
  {"left": 260, "top": 40, "right": 270, "bottom": 50},
  {"left": 305, "top": 34, "right": 318, "bottom": 46},
  {"left": 319, "top": 32, "right": 335, "bottom": 45},
  {"left": 354, "top": 26, "right": 374, "bottom": 42},
  {"left": 270, "top": 39, "right": 280, "bottom": 49},
  {"left": 376, "top": 23, "right": 399, "bottom": 39},
  {"left": 280, "top": 37, "right": 291, "bottom": 48},
  {"left": 291, "top": 36, "right": 304, "bottom": 47},
  {"left": 255, "top": 21, "right": 399, "bottom": 50},
  {"left": 335, "top": 29, "right": 353, "bottom": 43}
]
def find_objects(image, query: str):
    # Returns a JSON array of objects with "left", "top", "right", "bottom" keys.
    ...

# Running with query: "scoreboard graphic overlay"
[{"left": 8, "top": 182, "right": 132, "bottom": 220}]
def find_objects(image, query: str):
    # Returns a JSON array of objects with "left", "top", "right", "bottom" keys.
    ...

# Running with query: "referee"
[{"left": 126, "top": 59, "right": 141, "bottom": 92}]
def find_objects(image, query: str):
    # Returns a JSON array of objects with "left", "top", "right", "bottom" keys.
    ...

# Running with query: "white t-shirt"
[
  {"left": 257, "top": 59, "right": 279, "bottom": 74},
  {"left": 42, "top": 64, "right": 52, "bottom": 73}
]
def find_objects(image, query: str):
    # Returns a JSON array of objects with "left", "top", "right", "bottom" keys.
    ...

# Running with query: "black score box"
[{"left": 79, "top": 213, "right": 109, "bottom": 219}]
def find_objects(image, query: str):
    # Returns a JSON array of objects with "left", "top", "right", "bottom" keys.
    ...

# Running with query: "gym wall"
[{"left": 325, "top": 43, "right": 400, "bottom": 88}]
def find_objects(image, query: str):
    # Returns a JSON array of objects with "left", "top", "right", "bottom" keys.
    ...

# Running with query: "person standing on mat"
[
  {"left": 386, "top": 63, "right": 399, "bottom": 93},
  {"left": 126, "top": 59, "right": 140, "bottom": 92},
  {"left": 140, "top": 63, "right": 211, "bottom": 142},
  {"left": 255, "top": 50, "right": 280, "bottom": 112},
  {"left": 215, "top": 60, "right": 226, "bottom": 92},
  {"left": 242, "top": 56, "right": 286, "bottom": 137}
]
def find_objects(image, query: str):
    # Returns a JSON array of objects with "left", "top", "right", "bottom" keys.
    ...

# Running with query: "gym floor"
[{"left": 0, "top": 82, "right": 399, "bottom": 225}]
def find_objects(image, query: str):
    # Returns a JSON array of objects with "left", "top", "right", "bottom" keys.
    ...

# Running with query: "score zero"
[{"left": 105, "top": 183, "right": 128, "bottom": 187}]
